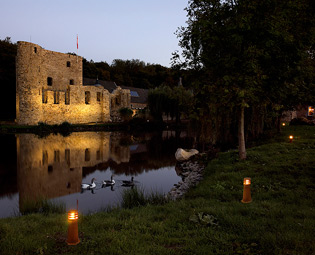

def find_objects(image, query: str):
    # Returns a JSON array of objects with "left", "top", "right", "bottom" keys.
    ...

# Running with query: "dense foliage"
[
  {"left": 83, "top": 58, "right": 187, "bottom": 89},
  {"left": 148, "top": 85, "right": 194, "bottom": 123},
  {"left": 174, "top": 0, "right": 315, "bottom": 158},
  {"left": 0, "top": 37, "right": 17, "bottom": 120},
  {"left": 119, "top": 107, "right": 133, "bottom": 122}
]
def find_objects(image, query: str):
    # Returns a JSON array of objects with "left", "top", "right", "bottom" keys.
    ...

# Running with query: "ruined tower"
[
  {"left": 16, "top": 41, "right": 44, "bottom": 124},
  {"left": 16, "top": 41, "right": 130, "bottom": 125}
]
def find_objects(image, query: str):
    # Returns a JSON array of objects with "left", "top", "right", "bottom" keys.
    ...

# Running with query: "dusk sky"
[{"left": 0, "top": 0, "right": 188, "bottom": 67}]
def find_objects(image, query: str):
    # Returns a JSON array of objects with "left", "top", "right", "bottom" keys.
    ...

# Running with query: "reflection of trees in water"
[
  {"left": 147, "top": 130, "right": 195, "bottom": 164},
  {"left": 0, "top": 134, "right": 17, "bottom": 197},
  {"left": 83, "top": 130, "right": 196, "bottom": 176},
  {"left": 0, "top": 131, "right": 197, "bottom": 198}
]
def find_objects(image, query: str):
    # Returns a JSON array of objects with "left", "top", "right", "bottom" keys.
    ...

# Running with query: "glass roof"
[{"left": 130, "top": 91, "right": 139, "bottom": 97}]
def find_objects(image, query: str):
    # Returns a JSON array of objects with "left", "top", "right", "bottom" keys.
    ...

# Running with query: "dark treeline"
[
  {"left": 83, "top": 58, "right": 192, "bottom": 89},
  {"left": 0, "top": 37, "right": 17, "bottom": 120},
  {"left": 0, "top": 37, "right": 194, "bottom": 120}
]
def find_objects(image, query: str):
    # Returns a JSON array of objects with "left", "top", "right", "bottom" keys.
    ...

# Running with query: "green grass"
[
  {"left": 0, "top": 125, "right": 314, "bottom": 254},
  {"left": 120, "top": 187, "right": 168, "bottom": 209},
  {"left": 18, "top": 197, "right": 66, "bottom": 216}
]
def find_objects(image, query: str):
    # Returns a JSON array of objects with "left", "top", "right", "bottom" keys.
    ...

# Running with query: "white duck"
[
  {"left": 122, "top": 176, "right": 134, "bottom": 186},
  {"left": 102, "top": 175, "right": 115, "bottom": 186},
  {"left": 81, "top": 178, "right": 96, "bottom": 189}
]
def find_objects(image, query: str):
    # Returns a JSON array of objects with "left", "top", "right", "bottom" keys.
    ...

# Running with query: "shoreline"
[
  {"left": 0, "top": 119, "right": 189, "bottom": 135},
  {"left": 167, "top": 151, "right": 217, "bottom": 200}
]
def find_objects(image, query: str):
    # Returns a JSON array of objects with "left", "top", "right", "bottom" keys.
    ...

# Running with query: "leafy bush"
[{"left": 119, "top": 107, "right": 133, "bottom": 122}]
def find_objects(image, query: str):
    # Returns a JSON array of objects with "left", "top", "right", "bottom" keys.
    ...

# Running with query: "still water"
[{"left": 0, "top": 130, "right": 195, "bottom": 218}]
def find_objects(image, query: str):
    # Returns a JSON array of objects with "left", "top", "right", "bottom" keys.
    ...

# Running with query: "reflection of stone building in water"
[
  {"left": 16, "top": 130, "right": 191, "bottom": 210},
  {"left": 16, "top": 41, "right": 130, "bottom": 125},
  {"left": 17, "top": 132, "right": 130, "bottom": 209}
]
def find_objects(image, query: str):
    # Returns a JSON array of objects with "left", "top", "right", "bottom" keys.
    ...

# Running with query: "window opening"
[
  {"left": 48, "top": 165, "right": 53, "bottom": 173},
  {"left": 65, "top": 149, "right": 70, "bottom": 166},
  {"left": 42, "top": 151, "right": 48, "bottom": 165},
  {"left": 34, "top": 47, "right": 37, "bottom": 53},
  {"left": 47, "top": 77, "right": 53, "bottom": 86},
  {"left": 65, "top": 87, "right": 70, "bottom": 105},
  {"left": 85, "top": 91, "right": 91, "bottom": 104},
  {"left": 85, "top": 149, "right": 90, "bottom": 161},
  {"left": 97, "top": 92, "right": 101, "bottom": 102},
  {"left": 54, "top": 91, "right": 60, "bottom": 104},
  {"left": 70, "top": 79, "right": 74, "bottom": 85},
  {"left": 54, "top": 150, "right": 60, "bottom": 162},
  {"left": 115, "top": 97, "right": 121, "bottom": 106},
  {"left": 42, "top": 89, "right": 47, "bottom": 104},
  {"left": 67, "top": 61, "right": 71, "bottom": 67}
]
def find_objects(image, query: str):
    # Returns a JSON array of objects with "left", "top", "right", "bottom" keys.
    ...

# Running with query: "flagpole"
[{"left": 76, "top": 34, "right": 78, "bottom": 63}]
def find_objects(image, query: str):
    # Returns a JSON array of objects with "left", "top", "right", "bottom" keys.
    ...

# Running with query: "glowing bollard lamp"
[
  {"left": 241, "top": 177, "right": 252, "bottom": 203},
  {"left": 289, "top": 135, "right": 293, "bottom": 143},
  {"left": 67, "top": 210, "right": 80, "bottom": 245}
]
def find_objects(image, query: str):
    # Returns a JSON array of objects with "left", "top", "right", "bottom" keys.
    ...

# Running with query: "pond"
[{"left": 0, "top": 130, "right": 196, "bottom": 218}]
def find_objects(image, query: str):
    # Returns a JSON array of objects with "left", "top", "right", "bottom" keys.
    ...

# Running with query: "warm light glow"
[
  {"left": 282, "top": 123, "right": 286, "bottom": 126},
  {"left": 242, "top": 177, "right": 252, "bottom": 203},
  {"left": 243, "top": 178, "right": 251, "bottom": 185},
  {"left": 308, "top": 106, "right": 314, "bottom": 116},
  {"left": 68, "top": 210, "right": 78, "bottom": 221},
  {"left": 289, "top": 135, "right": 293, "bottom": 139},
  {"left": 67, "top": 210, "right": 80, "bottom": 245}
]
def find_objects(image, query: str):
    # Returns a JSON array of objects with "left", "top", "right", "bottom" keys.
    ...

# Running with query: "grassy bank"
[{"left": 0, "top": 125, "right": 314, "bottom": 254}]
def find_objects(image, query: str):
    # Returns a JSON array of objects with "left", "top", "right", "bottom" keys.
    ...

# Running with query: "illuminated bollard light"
[
  {"left": 289, "top": 135, "right": 293, "bottom": 143},
  {"left": 241, "top": 177, "right": 252, "bottom": 203},
  {"left": 67, "top": 210, "right": 80, "bottom": 245},
  {"left": 282, "top": 123, "right": 286, "bottom": 126}
]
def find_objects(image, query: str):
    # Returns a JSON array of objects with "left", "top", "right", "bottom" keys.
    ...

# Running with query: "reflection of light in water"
[{"left": 0, "top": 130, "right": 195, "bottom": 218}]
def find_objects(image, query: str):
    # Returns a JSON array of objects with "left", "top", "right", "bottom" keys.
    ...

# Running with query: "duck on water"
[
  {"left": 102, "top": 175, "right": 115, "bottom": 186},
  {"left": 122, "top": 177, "right": 134, "bottom": 187},
  {"left": 81, "top": 178, "right": 96, "bottom": 190}
]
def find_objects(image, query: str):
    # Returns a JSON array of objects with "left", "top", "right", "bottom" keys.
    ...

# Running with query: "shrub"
[{"left": 119, "top": 108, "right": 133, "bottom": 122}]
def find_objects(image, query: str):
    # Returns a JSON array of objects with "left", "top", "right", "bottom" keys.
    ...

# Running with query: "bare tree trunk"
[{"left": 238, "top": 105, "right": 246, "bottom": 160}]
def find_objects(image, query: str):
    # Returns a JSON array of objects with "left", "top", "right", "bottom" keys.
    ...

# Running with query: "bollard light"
[
  {"left": 67, "top": 210, "right": 80, "bottom": 245},
  {"left": 282, "top": 123, "right": 286, "bottom": 126},
  {"left": 241, "top": 177, "right": 252, "bottom": 203},
  {"left": 289, "top": 135, "right": 293, "bottom": 143}
]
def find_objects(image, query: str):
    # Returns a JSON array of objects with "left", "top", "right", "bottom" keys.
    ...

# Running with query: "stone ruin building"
[{"left": 16, "top": 41, "right": 130, "bottom": 125}]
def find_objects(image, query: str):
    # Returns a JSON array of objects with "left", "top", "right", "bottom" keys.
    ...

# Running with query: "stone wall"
[
  {"left": 16, "top": 41, "right": 129, "bottom": 125},
  {"left": 110, "top": 87, "right": 131, "bottom": 121}
]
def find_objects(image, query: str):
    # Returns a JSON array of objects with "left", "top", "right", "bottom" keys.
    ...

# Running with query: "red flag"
[{"left": 77, "top": 35, "right": 78, "bottom": 49}]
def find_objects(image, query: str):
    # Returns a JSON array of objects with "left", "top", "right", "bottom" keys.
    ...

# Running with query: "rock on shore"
[{"left": 167, "top": 154, "right": 206, "bottom": 200}]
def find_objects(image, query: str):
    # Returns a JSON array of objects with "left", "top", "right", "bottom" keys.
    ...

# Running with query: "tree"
[
  {"left": 174, "top": 0, "right": 315, "bottom": 159},
  {"left": 119, "top": 107, "right": 133, "bottom": 122},
  {"left": 147, "top": 85, "right": 194, "bottom": 123},
  {"left": 0, "top": 38, "right": 17, "bottom": 120}
]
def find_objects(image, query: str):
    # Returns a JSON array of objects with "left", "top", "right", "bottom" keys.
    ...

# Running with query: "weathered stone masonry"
[{"left": 16, "top": 41, "right": 130, "bottom": 125}]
